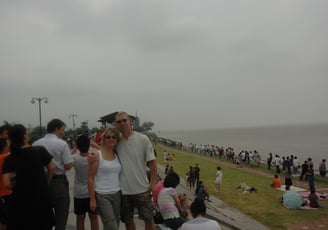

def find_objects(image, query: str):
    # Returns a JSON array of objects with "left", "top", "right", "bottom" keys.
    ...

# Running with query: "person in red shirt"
[
  {"left": 271, "top": 174, "right": 281, "bottom": 188},
  {"left": 95, "top": 127, "right": 104, "bottom": 145},
  {"left": 0, "top": 138, "right": 13, "bottom": 229}
]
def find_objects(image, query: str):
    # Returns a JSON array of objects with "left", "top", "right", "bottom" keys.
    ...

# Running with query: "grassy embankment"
[{"left": 153, "top": 143, "right": 328, "bottom": 230}]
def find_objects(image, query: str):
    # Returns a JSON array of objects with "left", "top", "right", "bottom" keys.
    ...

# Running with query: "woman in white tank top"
[{"left": 88, "top": 128, "right": 122, "bottom": 230}]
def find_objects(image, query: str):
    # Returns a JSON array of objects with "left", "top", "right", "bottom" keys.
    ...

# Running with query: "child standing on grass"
[
  {"left": 215, "top": 166, "right": 223, "bottom": 192},
  {"left": 72, "top": 135, "right": 99, "bottom": 230}
]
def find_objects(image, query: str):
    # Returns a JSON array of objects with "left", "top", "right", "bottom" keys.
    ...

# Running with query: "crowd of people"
[
  {"left": 2, "top": 114, "right": 325, "bottom": 229},
  {"left": 158, "top": 138, "right": 327, "bottom": 179},
  {"left": 268, "top": 153, "right": 324, "bottom": 210},
  {"left": 158, "top": 140, "right": 262, "bottom": 167},
  {"left": 0, "top": 111, "right": 158, "bottom": 230},
  {"left": 159, "top": 136, "right": 326, "bottom": 213},
  {"left": 0, "top": 111, "right": 223, "bottom": 230}
]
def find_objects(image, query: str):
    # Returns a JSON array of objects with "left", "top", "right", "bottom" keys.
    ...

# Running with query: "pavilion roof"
[{"left": 98, "top": 112, "right": 136, "bottom": 124}]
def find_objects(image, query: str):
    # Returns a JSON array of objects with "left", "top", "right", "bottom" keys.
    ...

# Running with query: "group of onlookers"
[
  {"left": 161, "top": 137, "right": 327, "bottom": 180},
  {"left": 0, "top": 111, "right": 159, "bottom": 230},
  {"left": 1, "top": 122, "right": 58, "bottom": 230},
  {"left": 271, "top": 172, "right": 322, "bottom": 210},
  {"left": 267, "top": 153, "right": 301, "bottom": 174},
  {"left": 269, "top": 155, "right": 321, "bottom": 196},
  {"left": 267, "top": 153, "right": 326, "bottom": 180},
  {"left": 0, "top": 111, "right": 223, "bottom": 230}
]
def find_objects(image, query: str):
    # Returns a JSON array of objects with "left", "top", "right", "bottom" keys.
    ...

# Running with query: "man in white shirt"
[{"left": 33, "top": 119, "right": 73, "bottom": 230}]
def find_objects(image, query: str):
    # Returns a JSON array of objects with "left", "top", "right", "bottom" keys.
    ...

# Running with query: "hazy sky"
[{"left": 1, "top": 0, "right": 328, "bottom": 131}]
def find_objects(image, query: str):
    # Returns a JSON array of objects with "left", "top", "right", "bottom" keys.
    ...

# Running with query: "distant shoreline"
[
  {"left": 156, "top": 121, "right": 328, "bottom": 133},
  {"left": 155, "top": 122, "right": 328, "bottom": 167}
]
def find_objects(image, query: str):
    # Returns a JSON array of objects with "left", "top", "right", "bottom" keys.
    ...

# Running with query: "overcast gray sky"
[{"left": 1, "top": 0, "right": 328, "bottom": 131}]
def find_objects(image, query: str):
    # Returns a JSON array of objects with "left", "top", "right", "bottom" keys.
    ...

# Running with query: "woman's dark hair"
[
  {"left": 76, "top": 135, "right": 90, "bottom": 153},
  {"left": 190, "top": 197, "right": 206, "bottom": 218},
  {"left": 47, "top": 119, "right": 66, "bottom": 133},
  {"left": 0, "top": 123, "right": 11, "bottom": 135},
  {"left": 163, "top": 172, "right": 180, "bottom": 188},
  {"left": 0, "top": 138, "right": 8, "bottom": 153},
  {"left": 8, "top": 124, "right": 26, "bottom": 154}
]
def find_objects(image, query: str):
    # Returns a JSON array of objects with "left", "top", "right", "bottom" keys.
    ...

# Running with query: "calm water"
[{"left": 158, "top": 123, "right": 328, "bottom": 166}]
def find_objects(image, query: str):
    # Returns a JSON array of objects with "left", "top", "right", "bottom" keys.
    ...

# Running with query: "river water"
[{"left": 157, "top": 123, "right": 328, "bottom": 166}]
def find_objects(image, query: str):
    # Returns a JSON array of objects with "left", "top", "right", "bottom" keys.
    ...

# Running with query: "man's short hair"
[
  {"left": 47, "top": 119, "right": 66, "bottom": 133},
  {"left": 190, "top": 197, "right": 206, "bottom": 217},
  {"left": 115, "top": 111, "right": 130, "bottom": 120}
]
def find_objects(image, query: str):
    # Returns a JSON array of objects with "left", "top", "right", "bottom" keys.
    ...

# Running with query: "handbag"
[{"left": 153, "top": 204, "right": 164, "bottom": 224}]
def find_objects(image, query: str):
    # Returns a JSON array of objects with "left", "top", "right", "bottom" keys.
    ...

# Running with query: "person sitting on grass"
[
  {"left": 309, "top": 191, "right": 320, "bottom": 208},
  {"left": 281, "top": 185, "right": 305, "bottom": 209},
  {"left": 271, "top": 174, "right": 281, "bottom": 188}
]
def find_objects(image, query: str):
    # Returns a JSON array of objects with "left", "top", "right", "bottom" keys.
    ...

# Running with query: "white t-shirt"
[
  {"left": 116, "top": 132, "right": 155, "bottom": 195},
  {"left": 215, "top": 170, "right": 223, "bottom": 184},
  {"left": 72, "top": 153, "right": 89, "bottom": 198},
  {"left": 181, "top": 217, "right": 221, "bottom": 230},
  {"left": 33, "top": 134, "right": 73, "bottom": 175}
]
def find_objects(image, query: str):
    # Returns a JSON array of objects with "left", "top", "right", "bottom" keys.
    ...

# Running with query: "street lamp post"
[
  {"left": 31, "top": 97, "right": 48, "bottom": 136},
  {"left": 69, "top": 114, "right": 78, "bottom": 130}
]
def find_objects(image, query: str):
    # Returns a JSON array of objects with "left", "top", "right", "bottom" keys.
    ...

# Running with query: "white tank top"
[{"left": 95, "top": 150, "right": 121, "bottom": 194}]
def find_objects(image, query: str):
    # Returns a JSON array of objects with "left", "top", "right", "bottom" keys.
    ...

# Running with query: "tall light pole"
[
  {"left": 31, "top": 97, "right": 48, "bottom": 136},
  {"left": 69, "top": 114, "right": 78, "bottom": 130}
]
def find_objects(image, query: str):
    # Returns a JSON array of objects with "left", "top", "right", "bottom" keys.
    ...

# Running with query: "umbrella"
[{"left": 283, "top": 190, "right": 303, "bottom": 209}]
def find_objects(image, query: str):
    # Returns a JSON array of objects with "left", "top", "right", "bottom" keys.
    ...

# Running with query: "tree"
[
  {"left": 29, "top": 126, "right": 46, "bottom": 143},
  {"left": 74, "top": 121, "right": 90, "bottom": 136},
  {"left": 141, "top": 121, "right": 154, "bottom": 132},
  {"left": 134, "top": 121, "right": 154, "bottom": 132}
]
